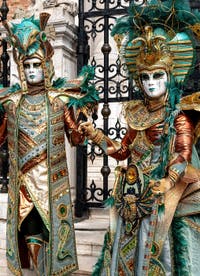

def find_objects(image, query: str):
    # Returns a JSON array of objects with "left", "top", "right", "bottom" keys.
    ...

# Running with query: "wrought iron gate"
[
  {"left": 75, "top": 0, "right": 134, "bottom": 217},
  {"left": 75, "top": 0, "right": 200, "bottom": 217}
]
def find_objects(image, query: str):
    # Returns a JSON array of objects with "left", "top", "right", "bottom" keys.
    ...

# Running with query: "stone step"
[{"left": 74, "top": 214, "right": 108, "bottom": 272}]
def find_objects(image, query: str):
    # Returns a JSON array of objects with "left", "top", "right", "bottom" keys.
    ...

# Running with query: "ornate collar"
[{"left": 123, "top": 100, "right": 166, "bottom": 130}]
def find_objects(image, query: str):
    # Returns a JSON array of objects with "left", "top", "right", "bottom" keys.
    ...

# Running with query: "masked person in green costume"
[
  {"left": 79, "top": 1, "right": 200, "bottom": 275},
  {"left": 0, "top": 13, "right": 98, "bottom": 276}
]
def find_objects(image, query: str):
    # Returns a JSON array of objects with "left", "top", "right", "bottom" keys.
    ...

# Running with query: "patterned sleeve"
[
  {"left": 168, "top": 113, "right": 194, "bottom": 184},
  {"left": 63, "top": 105, "right": 85, "bottom": 146},
  {"left": 89, "top": 127, "right": 137, "bottom": 161}
]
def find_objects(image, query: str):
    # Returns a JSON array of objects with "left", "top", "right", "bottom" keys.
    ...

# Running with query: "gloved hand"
[
  {"left": 149, "top": 177, "right": 174, "bottom": 196},
  {"left": 78, "top": 121, "right": 96, "bottom": 139}
]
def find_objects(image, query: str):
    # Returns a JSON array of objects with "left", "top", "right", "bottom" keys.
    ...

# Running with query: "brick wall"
[{"left": 6, "top": 0, "right": 32, "bottom": 19}]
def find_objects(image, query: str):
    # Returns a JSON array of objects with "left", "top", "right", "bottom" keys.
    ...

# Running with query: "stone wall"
[{"left": 6, "top": 0, "right": 33, "bottom": 19}]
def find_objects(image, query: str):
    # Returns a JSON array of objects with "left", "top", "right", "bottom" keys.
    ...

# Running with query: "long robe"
[
  {"left": 92, "top": 99, "right": 200, "bottom": 276},
  {"left": 0, "top": 86, "right": 82, "bottom": 275}
]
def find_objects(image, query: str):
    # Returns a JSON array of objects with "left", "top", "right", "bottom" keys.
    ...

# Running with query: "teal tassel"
[
  {"left": 92, "top": 231, "right": 111, "bottom": 276},
  {"left": 103, "top": 196, "right": 115, "bottom": 208},
  {"left": 158, "top": 204, "right": 165, "bottom": 217}
]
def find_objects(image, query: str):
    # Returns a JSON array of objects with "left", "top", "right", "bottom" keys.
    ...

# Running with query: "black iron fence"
[{"left": 75, "top": 0, "right": 135, "bottom": 217}]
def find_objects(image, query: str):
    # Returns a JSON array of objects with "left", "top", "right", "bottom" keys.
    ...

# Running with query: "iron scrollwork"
[{"left": 75, "top": 0, "right": 134, "bottom": 217}]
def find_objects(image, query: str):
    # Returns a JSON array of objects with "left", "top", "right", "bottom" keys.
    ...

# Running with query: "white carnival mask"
[
  {"left": 23, "top": 57, "right": 44, "bottom": 85},
  {"left": 139, "top": 69, "right": 168, "bottom": 99}
]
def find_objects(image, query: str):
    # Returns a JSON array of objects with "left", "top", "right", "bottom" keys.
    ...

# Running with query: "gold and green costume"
[
  {"left": 91, "top": 1, "right": 200, "bottom": 275},
  {"left": 92, "top": 97, "right": 200, "bottom": 275},
  {"left": 0, "top": 82, "right": 91, "bottom": 275}
]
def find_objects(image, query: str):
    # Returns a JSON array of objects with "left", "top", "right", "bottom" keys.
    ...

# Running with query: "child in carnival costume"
[
  {"left": 0, "top": 13, "right": 99, "bottom": 276},
  {"left": 80, "top": 0, "right": 200, "bottom": 275}
]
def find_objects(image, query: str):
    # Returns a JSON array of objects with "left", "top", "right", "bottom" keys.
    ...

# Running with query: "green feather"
[
  {"left": 158, "top": 204, "right": 165, "bottom": 216},
  {"left": 67, "top": 65, "right": 100, "bottom": 109},
  {"left": 112, "top": 0, "right": 200, "bottom": 42},
  {"left": 103, "top": 196, "right": 115, "bottom": 208},
  {"left": 8, "top": 83, "right": 21, "bottom": 93},
  {"left": 67, "top": 85, "right": 99, "bottom": 109},
  {"left": 150, "top": 74, "right": 182, "bottom": 181},
  {"left": 111, "top": 16, "right": 134, "bottom": 39},
  {"left": 52, "top": 77, "right": 67, "bottom": 89},
  {"left": 171, "top": 217, "right": 190, "bottom": 274}
]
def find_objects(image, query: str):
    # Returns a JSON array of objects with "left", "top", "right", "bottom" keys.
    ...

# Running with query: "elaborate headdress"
[
  {"left": 3, "top": 13, "right": 54, "bottom": 91},
  {"left": 112, "top": 0, "right": 200, "bottom": 85}
]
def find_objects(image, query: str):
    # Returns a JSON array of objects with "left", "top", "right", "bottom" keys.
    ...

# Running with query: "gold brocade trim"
[
  {"left": 53, "top": 135, "right": 65, "bottom": 145},
  {"left": 52, "top": 263, "right": 78, "bottom": 275},
  {"left": 185, "top": 218, "right": 200, "bottom": 233},
  {"left": 18, "top": 130, "right": 37, "bottom": 148},
  {"left": 52, "top": 184, "right": 69, "bottom": 200},
  {"left": 129, "top": 130, "right": 153, "bottom": 168},
  {"left": 123, "top": 100, "right": 165, "bottom": 130},
  {"left": 52, "top": 169, "right": 67, "bottom": 182},
  {"left": 142, "top": 165, "right": 157, "bottom": 175},
  {"left": 0, "top": 91, "right": 23, "bottom": 108},
  {"left": 51, "top": 115, "right": 63, "bottom": 125},
  {"left": 91, "top": 129, "right": 104, "bottom": 144},
  {"left": 7, "top": 261, "right": 22, "bottom": 276},
  {"left": 21, "top": 151, "right": 47, "bottom": 173}
]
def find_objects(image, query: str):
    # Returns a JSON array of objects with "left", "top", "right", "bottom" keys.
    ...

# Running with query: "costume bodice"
[
  {"left": 129, "top": 121, "right": 165, "bottom": 172},
  {"left": 18, "top": 93, "right": 47, "bottom": 170}
]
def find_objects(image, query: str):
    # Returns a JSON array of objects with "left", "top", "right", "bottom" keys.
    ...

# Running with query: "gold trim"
[
  {"left": 126, "top": 45, "right": 140, "bottom": 50},
  {"left": 185, "top": 218, "right": 200, "bottom": 233},
  {"left": 126, "top": 61, "right": 137, "bottom": 65},
  {"left": 124, "top": 53, "right": 138, "bottom": 58},
  {"left": 173, "top": 56, "right": 193, "bottom": 60},
  {"left": 170, "top": 48, "right": 193, "bottom": 53},
  {"left": 7, "top": 261, "right": 22, "bottom": 276},
  {"left": 173, "top": 72, "right": 190, "bottom": 76},
  {"left": 168, "top": 40, "right": 192, "bottom": 45},
  {"left": 21, "top": 151, "right": 47, "bottom": 173}
]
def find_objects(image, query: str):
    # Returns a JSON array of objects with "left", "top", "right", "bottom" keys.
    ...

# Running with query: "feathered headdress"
[
  {"left": 3, "top": 13, "right": 55, "bottom": 91},
  {"left": 112, "top": 0, "right": 200, "bottom": 84}
]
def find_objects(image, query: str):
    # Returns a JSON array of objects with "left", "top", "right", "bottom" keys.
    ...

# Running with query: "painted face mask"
[
  {"left": 140, "top": 69, "right": 168, "bottom": 99},
  {"left": 23, "top": 57, "right": 44, "bottom": 85}
]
